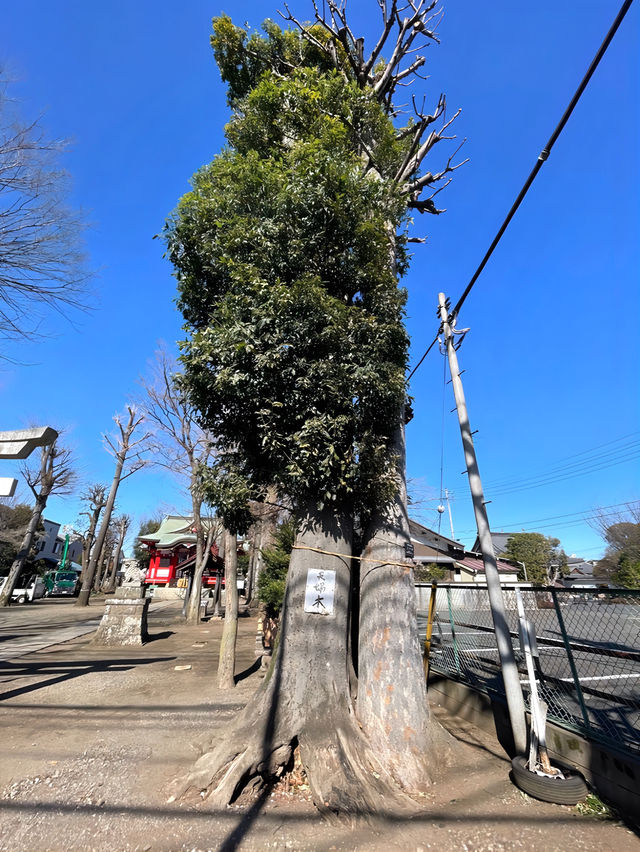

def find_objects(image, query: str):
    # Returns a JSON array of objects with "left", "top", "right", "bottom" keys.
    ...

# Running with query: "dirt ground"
[{"left": 1, "top": 598, "right": 639, "bottom": 852}]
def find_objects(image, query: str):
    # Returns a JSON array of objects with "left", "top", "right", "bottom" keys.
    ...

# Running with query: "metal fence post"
[
  {"left": 423, "top": 581, "right": 438, "bottom": 681},
  {"left": 446, "top": 586, "right": 462, "bottom": 675},
  {"left": 550, "top": 588, "right": 592, "bottom": 732}
]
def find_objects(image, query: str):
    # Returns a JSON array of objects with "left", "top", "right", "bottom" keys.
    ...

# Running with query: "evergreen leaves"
[{"left": 165, "top": 15, "right": 412, "bottom": 522}]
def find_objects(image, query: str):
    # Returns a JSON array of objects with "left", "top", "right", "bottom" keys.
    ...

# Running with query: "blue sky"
[{"left": 1, "top": 0, "right": 638, "bottom": 559}]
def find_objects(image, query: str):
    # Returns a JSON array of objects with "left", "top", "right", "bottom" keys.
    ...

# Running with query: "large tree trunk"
[
  {"left": 0, "top": 495, "right": 47, "bottom": 607},
  {"left": 358, "top": 415, "right": 450, "bottom": 791},
  {"left": 170, "top": 504, "right": 409, "bottom": 814},
  {"left": 217, "top": 530, "right": 238, "bottom": 688}
]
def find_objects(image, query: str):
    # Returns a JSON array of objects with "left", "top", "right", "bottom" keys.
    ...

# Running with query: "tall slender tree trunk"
[
  {"left": 358, "top": 415, "right": 450, "bottom": 791},
  {"left": 76, "top": 457, "right": 123, "bottom": 607},
  {"left": 244, "top": 518, "right": 261, "bottom": 606},
  {"left": 103, "top": 535, "right": 124, "bottom": 594},
  {"left": 217, "top": 530, "right": 238, "bottom": 688},
  {"left": 80, "top": 505, "right": 103, "bottom": 583},
  {"left": 93, "top": 548, "right": 109, "bottom": 592},
  {"left": 0, "top": 495, "right": 47, "bottom": 607},
  {"left": 185, "top": 483, "right": 209, "bottom": 625}
]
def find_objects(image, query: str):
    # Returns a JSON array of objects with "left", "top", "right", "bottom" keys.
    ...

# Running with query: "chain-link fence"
[{"left": 417, "top": 584, "right": 640, "bottom": 755}]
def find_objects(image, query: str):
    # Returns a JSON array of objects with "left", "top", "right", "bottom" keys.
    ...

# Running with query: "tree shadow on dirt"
[
  {"left": 218, "top": 595, "right": 290, "bottom": 851},
  {"left": 0, "top": 657, "right": 175, "bottom": 702},
  {"left": 235, "top": 658, "right": 261, "bottom": 683},
  {"left": 146, "top": 630, "right": 174, "bottom": 642}
]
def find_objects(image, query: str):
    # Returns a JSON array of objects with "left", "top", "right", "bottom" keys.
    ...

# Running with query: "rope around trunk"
[{"left": 291, "top": 544, "right": 413, "bottom": 571}]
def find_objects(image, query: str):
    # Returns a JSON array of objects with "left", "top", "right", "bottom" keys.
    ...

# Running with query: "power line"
[
  {"left": 482, "top": 442, "right": 640, "bottom": 494},
  {"left": 407, "top": 0, "right": 635, "bottom": 380},
  {"left": 486, "top": 451, "right": 640, "bottom": 498},
  {"left": 481, "top": 433, "right": 640, "bottom": 488},
  {"left": 450, "top": 435, "right": 640, "bottom": 498},
  {"left": 455, "top": 500, "right": 638, "bottom": 536}
]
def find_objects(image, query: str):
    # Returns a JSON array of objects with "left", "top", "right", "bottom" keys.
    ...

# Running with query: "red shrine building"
[{"left": 139, "top": 516, "right": 224, "bottom": 588}]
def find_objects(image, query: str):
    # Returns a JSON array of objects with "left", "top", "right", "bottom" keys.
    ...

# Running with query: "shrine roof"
[{"left": 138, "top": 515, "right": 219, "bottom": 548}]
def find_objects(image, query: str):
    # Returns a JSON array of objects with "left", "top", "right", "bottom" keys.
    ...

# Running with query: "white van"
[{"left": 0, "top": 574, "right": 46, "bottom": 603}]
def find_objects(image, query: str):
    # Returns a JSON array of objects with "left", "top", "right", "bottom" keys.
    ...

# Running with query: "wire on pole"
[{"left": 407, "top": 0, "right": 635, "bottom": 379}]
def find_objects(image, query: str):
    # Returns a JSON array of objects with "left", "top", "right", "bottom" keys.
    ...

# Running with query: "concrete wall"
[{"left": 428, "top": 674, "right": 640, "bottom": 824}]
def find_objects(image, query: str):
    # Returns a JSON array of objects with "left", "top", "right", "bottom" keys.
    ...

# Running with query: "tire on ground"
[{"left": 510, "top": 755, "right": 588, "bottom": 805}]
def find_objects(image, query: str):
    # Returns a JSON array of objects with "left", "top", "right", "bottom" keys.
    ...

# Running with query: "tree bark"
[
  {"left": 244, "top": 517, "right": 261, "bottom": 607},
  {"left": 358, "top": 415, "right": 451, "bottom": 791},
  {"left": 0, "top": 495, "right": 47, "bottom": 606},
  {"left": 170, "top": 504, "right": 413, "bottom": 814},
  {"left": 217, "top": 530, "right": 238, "bottom": 688},
  {"left": 76, "top": 457, "right": 123, "bottom": 606},
  {"left": 103, "top": 534, "right": 124, "bottom": 594}
]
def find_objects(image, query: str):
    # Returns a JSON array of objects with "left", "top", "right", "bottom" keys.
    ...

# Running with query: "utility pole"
[
  {"left": 445, "top": 488, "right": 455, "bottom": 540},
  {"left": 438, "top": 292, "right": 527, "bottom": 755}
]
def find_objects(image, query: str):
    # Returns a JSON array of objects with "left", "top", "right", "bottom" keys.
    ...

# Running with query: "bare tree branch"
[{"left": 0, "top": 76, "right": 90, "bottom": 344}]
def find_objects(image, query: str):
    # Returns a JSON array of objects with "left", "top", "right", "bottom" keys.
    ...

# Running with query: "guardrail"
[{"left": 417, "top": 583, "right": 640, "bottom": 755}]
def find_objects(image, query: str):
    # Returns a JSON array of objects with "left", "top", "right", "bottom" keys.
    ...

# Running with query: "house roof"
[
  {"left": 457, "top": 555, "right": 519, "bottom": 575},
  {"left": 409, "top": 519, "right": 464, "bottom": 553},
  {"left": 470, "top": 531, "right": 514, "bottom": 556}
]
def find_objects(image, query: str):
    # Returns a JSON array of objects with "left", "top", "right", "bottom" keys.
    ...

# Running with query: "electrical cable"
[
  {"left": 407, "top": 0, "right": 635, "bottom": 379},
  {"left": 455, "top": 449, "right": 640, "bottom": 500},
  {"left": 455, "top": 500, "right": 638, "bottom": 536},
  {"left": 481, "top": 434, "right": 640, "bottom": 489},
  {"left": 480, "top": 439, "right": 640, "bottom": 491}
]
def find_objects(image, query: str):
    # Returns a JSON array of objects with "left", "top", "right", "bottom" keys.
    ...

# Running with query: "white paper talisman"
[{"left": 303, "top": 568, "right": 336, "bottom": 615}]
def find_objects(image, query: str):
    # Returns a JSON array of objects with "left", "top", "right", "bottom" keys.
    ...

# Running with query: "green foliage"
[
  {"left": 0, "top": 540, "right": 16, "bottom": 572},
  {"left": 257, "top": 519, "right": 296, "bottom": 618},
  {"left": 413, "top": 563, "right": 447, "bottom": 583},
  {"left": 575, "top": 793, "right": 615, "bottom": 820},
  {"left": 166, "top": 17, "right": 412, "bottom": 524},
  {"left": 502, "top": 533, "right": 568, "bottom": 585},
  {"left": 210, "top": 16, "right": 349, "bottom": 108},
  {"left": 237, "top": 552, "right": 250, "bottom": 579},
  {"left": 612, "top": 554, "right": 640, "bottom": 589},
  {"left": 199, "top": 462, "right": 254, "bottom": 535},
  {"left": 598, "top": 519, "right": 640, "bottom": 579},
  {"left": 0, "top": 503, "right": 43, "bottom": 571}
]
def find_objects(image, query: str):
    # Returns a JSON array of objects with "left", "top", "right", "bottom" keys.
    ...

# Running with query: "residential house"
[
  {"left": 410, "top": 519, "right": 518, "bottom": 583},
  {"left": 34, "top": 519, "right": 83, "bottom": 571},
  {"left": 562, "top": 556, "right": 612, "bottom": 588}
]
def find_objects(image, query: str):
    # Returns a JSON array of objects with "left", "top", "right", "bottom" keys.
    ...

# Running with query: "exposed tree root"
[{"left": 171, "top": 686, "right": 417, "bottom": 818}]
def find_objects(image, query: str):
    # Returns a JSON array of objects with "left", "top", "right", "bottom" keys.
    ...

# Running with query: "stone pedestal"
[{"left": 92, "top": 587, "right": 150, "bottom": 646}]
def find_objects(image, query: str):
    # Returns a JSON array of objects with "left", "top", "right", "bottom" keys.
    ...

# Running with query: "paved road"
[
  {"left": 0, "top": 597, "right": 177, "bottom": 661},
  {"left": 418, "top": 599, "right": 640, "bottom": 753}
]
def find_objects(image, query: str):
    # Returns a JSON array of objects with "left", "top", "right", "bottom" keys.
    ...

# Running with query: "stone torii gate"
[{"left": 0, "top": 427, "right": 58, "bottom": 496}]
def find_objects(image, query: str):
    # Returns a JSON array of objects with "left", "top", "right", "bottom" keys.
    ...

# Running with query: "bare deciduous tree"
[
  {"left": 589, "top": 502, "right": 640, "bottom": 577},
  {"left": 0, "top": 438, "right": 76, "bottom": 606},
  {"left": 102, "top": 513, "right": 131, "bottom": 593},
  {"left": 0, "top": 77, "right": 89, "bottom": 343},
  {"left": 76, "top": 406, "right": 149, "bottom": 606},
  {"left": 75, "top": 483, "right": 108, "bottom": 581},
  {"left": 140, "top": 349, "right": 217, "bottom": 624}
]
